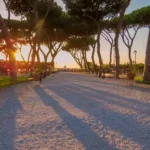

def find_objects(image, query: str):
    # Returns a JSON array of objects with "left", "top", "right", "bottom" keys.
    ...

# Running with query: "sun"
[{"left": 15, "top": 51, "right": 22, "bottom": 60}]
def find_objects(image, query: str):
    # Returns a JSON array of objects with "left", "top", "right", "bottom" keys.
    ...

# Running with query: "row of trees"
[{"left": 0, "top": 0, "right": 150, "bottom": 81}]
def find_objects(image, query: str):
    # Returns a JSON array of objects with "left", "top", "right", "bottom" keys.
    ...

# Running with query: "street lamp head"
[
  {"left": 134, "top": 50, "right": 137, "bottom": 64},
  {"left": 134, "top": 50, "right": 137, "bottom": 54}
]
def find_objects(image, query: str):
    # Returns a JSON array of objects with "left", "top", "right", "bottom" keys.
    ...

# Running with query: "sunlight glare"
[{"left": 15, "top": 45, "right": 31, "bottom": 61}]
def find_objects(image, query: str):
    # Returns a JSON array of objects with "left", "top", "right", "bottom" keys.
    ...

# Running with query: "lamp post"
[{"left": 134, "top": 50, "right": 137, "bottom": 64}]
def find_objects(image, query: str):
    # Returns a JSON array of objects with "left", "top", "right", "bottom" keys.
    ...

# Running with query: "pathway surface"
[{"left": 0, "top": 73, "right": 150, "bottom": 150}]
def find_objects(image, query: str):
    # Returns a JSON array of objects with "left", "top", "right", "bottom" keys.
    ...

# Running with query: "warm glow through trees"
[{"left": 15, "top": 45, "right": 53, "bottom": 61}]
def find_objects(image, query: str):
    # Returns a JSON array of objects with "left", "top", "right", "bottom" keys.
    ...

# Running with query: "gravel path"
[{"left": 0, "top": 72, "right": 150, "bottom": 150}]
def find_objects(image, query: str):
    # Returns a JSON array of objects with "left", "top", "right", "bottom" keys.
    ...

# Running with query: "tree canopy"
[{"left": 0, "top": 0, "right": 150, "bottom": 80}]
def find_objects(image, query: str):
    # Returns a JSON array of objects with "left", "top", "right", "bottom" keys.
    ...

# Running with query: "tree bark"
[
  {"left": 49, "top": 42, "right": 63, "bottom": 69},
  {"left": 121, "top": 27, "right": 139, "bottom": 67},
  {"left": 128, "top": 47, "right": 133, "bottom": 66},
  {"left": 74, "top": 58, "right": 83, "bottom": 70},
  {"left": 144, "top": 27, "right": 150, "bottom": 81},
  {"left": 85, "top": 51, "right": 90, "bottom": 71},
  {"left": 71, "top": 52, "right": 83, "bottom": 70},
  {"left": 0, "top": 14, "right": 17, "bottom": 81},
  {"left": 29, "top": 0, "right": 39, "bottom": 76},
  {"left": 51, "top": 57, "right": 55, "bottom": 69},
  {"left": 51, "top": 52, "right": 57, "bottom": 70},
  {"left": 101, "top": 30, "right": 114, "bottom": 69},
  {"left": 36, "top": 50, "right": 40, "bottom": 63},
  {"left": 44, "top": 56, "right": 48, "bottom": 76},
  {"left": 6, "top": 53, "right": 8, "bottom": 62},
  {"left": 114, "top": 0, "right": 131, "bottom": 79},
  {"left": 28, "top": 48, "right": 32, "bottom": 63},
  {"left": 91, "top": 44, "right": 97, "bottom": 74},
  {"left": 26, "top": 0, "right": 53, "bottom": 76},
  {"left": 3, "top": 0, "right": 10, "bottom": 21},
  {"left": 97, "top": 25, "right": 103, "bottom": 77},
  {"left": 109, "top": 44, "right": 113, "bottom": 68},
  {"left": 18, "top": 46, "right": 28, "bottom": 66},
  {"left": 82, "top": 51, "right": 87, "bottom": 71}
]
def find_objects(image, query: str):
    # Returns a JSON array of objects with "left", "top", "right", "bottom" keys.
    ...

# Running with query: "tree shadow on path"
[
  {"left": 62, "top": 82, "right": 150, "bottom": 116},
  {"left": 80, "top": 78, "right": 150, "bottom": 94},
  {"left": 45, "top": 82, "right": 150, "bottom": 149},
  {"left": 0, "top": 86, "right": 22, "bottom": 150},
  {"left": 34, "top": 87, "right": 118, "bottom": 150}
]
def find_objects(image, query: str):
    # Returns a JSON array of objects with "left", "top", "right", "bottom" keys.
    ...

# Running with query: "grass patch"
[
  {"left": 134, "top": 76, "right": 150, "bottom": 85},
  {"left": 0, "top": 76, "right": 33, "bottom": 87}
]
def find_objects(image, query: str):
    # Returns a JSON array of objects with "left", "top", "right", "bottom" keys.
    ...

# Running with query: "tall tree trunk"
[
  {"left": 0, "top": 15, "right": 17, "bottom": 81},
  {"left": 27, "top": 0, "right": 53, "bottom": 76},
  {"left": 109, "top": 44, "right": 113, "bottom": 68},
  {"left": 30, "top": 50, "right": 36, "bottom": 76},
  {"left": 121, "top": 27, "right": 139, "bottom": 67},
  {"left": 30, "top": 0, "right": 38, "bottom": 76},
  {"left": 79, "top": 63, "right": 83, "bottom": 70},
  {"left": 18, "top": 47, "right": 28, "bottom": 66},
  {"left": 114, "top": 37, "right": 120, "bottom": 79},
  {"left": 44, "top": 56, "right": 48, "bottom": 76},
  {"left": 75, "top": 60, "right": 83, "bottom": 70},
  {"left": 6, "top": 53, "right": 8, "bottom": 62},
  {"left": 36, "top": 50, "right": 40, "bottom": 63},
  {"left": 3, "top": 0, "right": 10, "bottom": 21},
  {"left": 51, "top": 57, "right": 55, "bottom": 69},
  {"left": 26, "top": 48, "right": 32, "bottom": 72},
  {"left": 114, "top": 0, "right": 131, "bottom": 79},
  {"left": 51, "top": 53, "right": 57, "bottom": 70},
  {"left": 84, "top": 51, "right": 90, "bottom": 71},
  {"left": 91, "top": 44, "right": 97, "bottom": 74},
  {"left": 9, "top": 51, "right": 17, "bottom": 81},
  {"left": 128, "top": 47, "right": 133, "bottom": 66},
  {"left": 97, "top": 25, "right": 103, "bottom": 77},
  {"left": 71, "top": 53, "right": 83, "bottom": 70},
  {"left": 82, "top": 51, "right": 87, "bottom": 70},
  {"left": 144, "top": 27, "right": 150, "bottom": 81},
  {"left": 101, "top": 30, "right": 114, "bottom": 69}
]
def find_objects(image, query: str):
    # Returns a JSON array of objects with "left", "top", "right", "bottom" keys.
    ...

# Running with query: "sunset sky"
[{"left": 0, "top": 0, "right": 150, "bottom": 68}]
